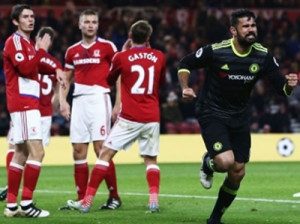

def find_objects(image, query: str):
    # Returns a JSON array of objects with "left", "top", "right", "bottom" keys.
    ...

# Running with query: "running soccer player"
[{"left": 177, "top": 9, "right": 298, "bottom": 224}]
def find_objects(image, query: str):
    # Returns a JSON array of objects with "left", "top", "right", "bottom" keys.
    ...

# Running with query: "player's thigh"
[
  {"left": 41, "top": 116, "right": 51, "bottom": 146},
  {"left": 138, "top": 122, "right": 160, "bottom": 157},
  {"left": 7, "top": 122, "right": 14, "bottom": 145},
  {"left": 104, "top": 118, "right": 141, "bottom": 151},
  {"left": 199, "top": 120, "right": 231, "bottom": 158},
  {"left": 26, "top": 139, "right": 44, "bottom": 161},
  {"left": 70, "top": 96, "right": 91, "bottom": 143},
  {"left": 88, "top": 94, "right": 112, "bottom": 141},
  {"left": 231, "top": 124, "right": 251, "bottom": 163},
  {"left": 10, "top": 110, "right": 42, "bottom": 144}
]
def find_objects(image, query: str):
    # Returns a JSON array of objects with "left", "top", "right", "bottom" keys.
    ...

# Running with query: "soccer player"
[
  {"left": 59, "top": 9, "right": 121, "bottom": 209},
  {"left": 0, "top": 26, "right": 62, "bottom": 203},
  {"left": 66, "top": 20, "right": 166, "bottom": 213},
  {"left": 0, "top": 26, "right": 61, "bottom": 200},
  {"left": 177, "top": 9, "right": 298, "bottom": 224},
  {"left": 3, "top": 5, "right": 65, "bottom": 218}
]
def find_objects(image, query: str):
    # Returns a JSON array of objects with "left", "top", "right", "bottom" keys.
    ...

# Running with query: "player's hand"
[
  {"left": 36, "top": 33, "right": 51, "bottom": 51},
  {"left": 56, "top": 69, "right": 67, "bottom": 89},
  {"left": 285, "top": 73, "right": 298, "bottom": 88},
  {"left": 112, "top": 104, "right": 120, "bottom": 123},
  {"left": 122, "top": 39, "right": 132, "bottom": 51},
  {"left": 60, "top": 101, "right": 71, "bottom": 121},
  {"left": 182, "top": 88, "right": 197, "bottom": 101}
]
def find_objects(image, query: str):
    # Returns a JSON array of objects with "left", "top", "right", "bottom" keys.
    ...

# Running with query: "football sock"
[
  {"left": 209, "top": 177, "right": 239, "bottom": 222},
  {"left": 74, "top": 160, "right": 89, "bottom": 200},
  {"left": 82, "top": 160, "right": 109, "bottom": 207},
  {"left": 203, "top": 154, "right": 215, "bottom": 175},
  {"left": 146, "top": 164, "right": 160, "bottom": 204},
  {"left": 104, "top": 160, "right": 120, "bottom": 199},
  {"left": 6, "top": 149, "right": 15, "bottom": 177},
  {"left": 21, "top": 160, "right": 42, "bottom": 201},
  {"left": 7, "top": 162, "right": 24, "bottom": 203}
]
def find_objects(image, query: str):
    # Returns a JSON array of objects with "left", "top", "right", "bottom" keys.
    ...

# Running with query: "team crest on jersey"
[
  {"left": 15, "top": 52, "right": 24, "bottom": 62},
  {"left": 195, "top": 48, "right": 203, "bottom": 58},
  {"left": 249, "top": 63, "right": 259, "bottom": 74},
  {"left": 93, "top": 49, "right": 100, "bottom": 57}
]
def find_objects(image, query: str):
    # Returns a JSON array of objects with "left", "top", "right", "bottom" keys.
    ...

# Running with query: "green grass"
[{"left": 0, "top": 162, "right": 299, "bottom": 224}]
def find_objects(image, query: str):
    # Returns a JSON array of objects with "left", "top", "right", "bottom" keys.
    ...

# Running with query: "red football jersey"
[
  {"left": 108, "top": 47, "right": 166, "bottom": 122},
  {"left": 38, "top": 56, "right": 61, "bottom": 116},
  {"left": 64, "top": 37, "right": 117, "bottom": 94},
  {"left": 4, "top": 32, "right": 60, "bottom": 113},
  {"left": 39, "top": 74, "right": 57, "bottom": 116}
]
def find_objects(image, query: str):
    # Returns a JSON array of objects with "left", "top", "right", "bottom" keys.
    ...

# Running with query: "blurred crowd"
[{"left": 1, "top": 0, "right": 300, "bottom": 135}]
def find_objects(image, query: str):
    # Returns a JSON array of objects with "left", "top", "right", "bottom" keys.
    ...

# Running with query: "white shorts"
[
  {"left": 70, "top": 94, "right": 112, "bottom": 143},
  {"left": 7, "top": 116, "right": 51, "bottom": 146},
  {"left": 104, "top": 117, "right": 160, "bottom": 157},
  {"left": 41, "top": 116, "right": 52, "bottom": 146},
  {"left": 10, "top": 109, "right": 42, "bottom": 144},
  {"left": 6, "top": 122, "right": 14, "bottom": 145}
]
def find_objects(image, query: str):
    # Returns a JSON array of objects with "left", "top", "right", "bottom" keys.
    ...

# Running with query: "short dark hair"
[
  {"left": 79, "top": 9, "right": 98, "bottom": 20},
  {"left": 130, "top": 20, "right": 153, "bottom": 44},
  {"left": 37, "top": 26, "right": 55, "bottom": 41},
  {"left": 11, "top": 4, "right": 31, "bottom": 22},
  {"left": 230, "top": 9, "right": 256, "bottom": 27}
]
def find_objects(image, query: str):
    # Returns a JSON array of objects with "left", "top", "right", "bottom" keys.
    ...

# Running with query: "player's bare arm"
[
  {"left": 59, "top": 70, "right": 73, "bottom": 121},
  {"left": 55, "top": 68, "right": 67, "bottom": 89},
  {"left": 112, "top": 77, "right": 121, "bottom": 122},
  {"left": 178, "top": 70, "right": 197, "bottom": 100},
  {"left": 52, "top": 81, "right": 60, "bottom": 113}
]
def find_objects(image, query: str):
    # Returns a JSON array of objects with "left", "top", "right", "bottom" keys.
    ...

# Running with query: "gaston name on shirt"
[{"left": 108, "top": 47, "right": 166, "bottom": 123}]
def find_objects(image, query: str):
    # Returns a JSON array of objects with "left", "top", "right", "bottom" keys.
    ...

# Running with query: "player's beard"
[{"left": 237, "top": 31, "right": 257, "bottom": 48}]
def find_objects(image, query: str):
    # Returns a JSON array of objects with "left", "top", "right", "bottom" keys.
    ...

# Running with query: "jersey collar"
[{"left": 230, "top": 38, "right": 252, "bottom": 58}]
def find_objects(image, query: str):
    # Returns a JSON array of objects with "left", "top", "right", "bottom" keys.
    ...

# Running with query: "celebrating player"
[{"left": 177, "top": 9, "right": 298, "bottom": 224}]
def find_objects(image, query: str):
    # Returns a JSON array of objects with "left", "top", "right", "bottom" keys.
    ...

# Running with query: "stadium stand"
[{"left": 1, "top": 0, "right": 300, "bottom": 134}]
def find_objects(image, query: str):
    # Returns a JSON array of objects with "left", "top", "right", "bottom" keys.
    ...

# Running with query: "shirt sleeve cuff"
[{"left": 178, "top": 68, "right": 190, "bottom": 75}]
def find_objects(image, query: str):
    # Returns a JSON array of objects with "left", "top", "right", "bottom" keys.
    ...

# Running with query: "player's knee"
[
  {"left": 30, "top": 148, "right": 45, "bottom": 161},
  {"left": 214, "top": 155, "right": 235, "bottom": 172},
  {"left": 234, "top": 164, "right": 246, "bottom": 180},
  {"left": 228, "top": 165, "right": 245, "bottom": 184},
  {"left": 100, "top": 147, "right": 116, "bottom": 161}
]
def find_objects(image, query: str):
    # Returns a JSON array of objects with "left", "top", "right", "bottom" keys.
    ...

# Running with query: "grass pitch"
[{"left": 0, "top": 162, "right": 299, "bottom": 224}]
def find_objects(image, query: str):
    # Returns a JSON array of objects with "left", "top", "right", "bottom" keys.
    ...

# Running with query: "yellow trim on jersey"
[
  {"left": 283, "top": 84, "right": 291, "bottom": 96},
  {"left": 252, "top": 43, "right": 268, "bottom": 53},
  {"left": 231, "top": 38, "right": 252, "bottom": 57},
  {"left": 178, "top": 68, "right": 191, "bottom": 75},
  {"left": 212, "top": 39, "right": 231, "bottom": 50},
  {"left": 212, "top": 39, "right": 268, "bottom": 57}
]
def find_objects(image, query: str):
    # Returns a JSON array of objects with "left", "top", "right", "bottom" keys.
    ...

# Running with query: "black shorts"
[{"left": 199, "top": 119, "right": 251, "bottom": 163}]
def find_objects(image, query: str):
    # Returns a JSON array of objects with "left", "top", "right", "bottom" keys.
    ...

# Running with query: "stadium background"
[{"left": 0, "top": 0, "right": 300, "bottom": 164}]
